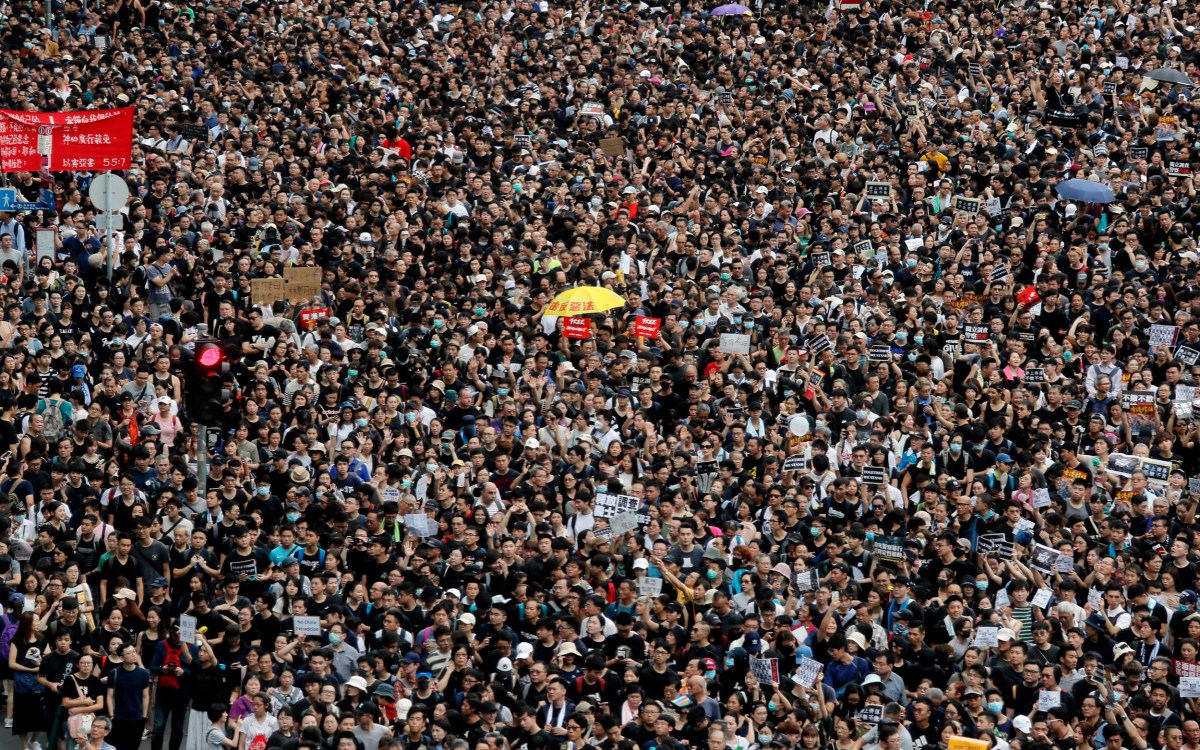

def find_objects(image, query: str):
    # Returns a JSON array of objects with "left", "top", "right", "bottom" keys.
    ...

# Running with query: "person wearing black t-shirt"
[{"left": 220, "top": 524, "right": 273, "bottom": 600}]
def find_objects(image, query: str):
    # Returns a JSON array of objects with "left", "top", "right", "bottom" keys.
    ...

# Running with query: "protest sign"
[
  {"left": 294, "top": 616, "right": 322, "bottom": 637},
  {"left": 862, "top": 466, "right": 887, "bottom": 485},
  {"left": 973, "top": 625, "right": 999, "bottom": 648},
  {"left": 638, "top": 577, "right": 662, "bottom": 597},
  {"left": 1181, "top": 677, "right": 1200, "bottom": 698},
  {"left": 1032, "top": 588, "right": 1053, "bottom": 609},
  {"left": 796, "top": 657, "right": 823, "bottom": 688},
  {"left": 873, "top": 536, "right": 904, "bottom": 563},
  {"left": 1032, "top": 488, "right": 1052, "bottom": 508},
  {"left": 0, "top": 107, "right": 135, "bottom": 171},
  {"left": 562, "top": 317, "right": 591, "bottom": 339},
  {"left": 609, "top": 512, "right": 639, "bottom": 536},
  {"left": 750, "top": 656, "right": 779, "bottom": 685},
  {"left": 1038, "top": 691, "right": 1061, "bottom": 710},
  {"left": 793, "top": 569, "right": 819, "bottom": 593},
  {"left": 783, "top": 454, "right": 810, "bottom": 472},
  {"left": 595, "top": 493, "right": 641, "bottom": 518},
  {"left": 1030, "top": 544, "right": 1059, "bottom": 574},
  {"left": 283, "top": 267, "right": 323, "bottom": 302},
  {"left": 1178, "top": 660, "right": 1200, "bottom": 679},
  {"left": 1025, "top": 368, "right": 1046, "bottom": 384},
  {"left": 403, "top": 514, "right": 439, "bottom": 537},
  {"left": 719, "top": 333, "right": 751, "bottom": 354},
  {"left": 857, "top": 705, "right": 883, "bottom": 724},
  {"left": 179, "top": 614, "right": 197, "bottom": 644},
  {"left": 632, "top": 316, "right": 662, "bottom": 338},
  {"left": 1150, "top": 325, "right": 1180, "bottom": 348}
]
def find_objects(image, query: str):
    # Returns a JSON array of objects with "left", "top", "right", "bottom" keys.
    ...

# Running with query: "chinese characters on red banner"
[{"left": 0, "top": 108, "right": 135, "bottom": 172}]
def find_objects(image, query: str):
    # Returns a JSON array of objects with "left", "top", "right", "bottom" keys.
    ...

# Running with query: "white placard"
[
  {"left": 973, "top": 626, "right": 999, "bottom": 647},
  {"left": 294, "top": 615, "right": 322, "bottom": 637},
  {"left": 178, "top": 614, "right": 197, "bottom": 645},
  {"left": 1032, "top": 488, "right": 1052, "bottom": 509},
  {"left": 1178, "top": 385, "right": 1197, "bottom": 403},
  {"left": 36, "top": 227, "right": 55, "bottom": 265},
  {"left": 1032, "top": 588, "right": 1053, "bottom": 609},
  {"left": 1087, "top": 588, "right": 1104, "bottom": 609},
  {"left": 382, "top": 487, "right": 402, "bottom": 504},
  {"left": 719, "top": 333, "right": 751, "bottom": 354},
  {"left": 609, "top": 511, "right": 638, "bottom": 535},
  {"left": 994, "top": 588, "right": 1011, "bottom": 610},
  {"left": 1150, "top": 325, "right": 1179, "bottom": 348},
  {"left": 403, "top": 514, "right": 439, "bottom": 537},
  {"left": 638, "top": 577, "right": 662, "bottom": 597},
  {"left": 797, "top": 657, "right": 822, "bottom": 688},
  {"left": 1056, "top": 555, "right": 1074, "bottom": 573},
  {"left": 1038, "top": 690, "right": 1061, "bottom": 710},
  {"left": 1180, "top": 676, "right": 1200, "bottom": 698}
]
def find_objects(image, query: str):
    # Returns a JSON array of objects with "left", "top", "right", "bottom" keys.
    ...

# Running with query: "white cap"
[
  {"left": 515, "top": 643, "right": 535, "bottom": 660},
  {"left": 359, "top": 232, "right": 372, "bottom": 243}
]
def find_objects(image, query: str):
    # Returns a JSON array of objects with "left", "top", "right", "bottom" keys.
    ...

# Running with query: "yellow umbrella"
[{"left": 545, "top": 286, "right": 626, "bottom": 316}]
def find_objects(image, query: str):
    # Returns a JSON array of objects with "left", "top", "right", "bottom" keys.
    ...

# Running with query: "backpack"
[
  {"left": 40, "top": 397, "right": 66, "bottom": 442},
  {"left": 158, "top": 640, "right": 184, "bottom": 689},
  {"left": 0, "top": 613, "right": 19, "bottom": 663}
]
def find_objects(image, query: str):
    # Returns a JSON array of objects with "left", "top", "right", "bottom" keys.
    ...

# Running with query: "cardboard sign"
[
  {"left": 1025, "top": 368, "right": 1046, "bottom": 384},
  {"left": 579, "top": 102, "right": 605, "bottom": 118},
  {"left": 797, "top": 657, "right": 823, "bottom": 688},
  {"left": 1139, "top": 457, "right": 1172, "bottom": 486},
  {"left": 179, "top": 614, "right": 197, "bottom": 645},
  {"left": 719, "top": 333, "right": 751, "bottom": 354},
  {"left": 638, "top": 577, "right": 662, "bottom": 597},
  {"left": 1170, "top": 161, "right": 1192, "bottom": 178},
  {"left": 807, "top": 334, "right": 832, "bottom": 356},
  {"left": 750, "top": 656, "right": 779, "bottom": 686},
  {"left": 1032, "top": 588, "right": 1053, "bottom": 609},
  {"left": 595, "top": 492, "right": 641, "bottom": 518},
  {"left": 562, "top": 316, "right": 591, "bottom": 339},
  {"left": 1056, "top": 554, "right": 1074, "bottom": 573},
  {"left": 1177, "top": 346, "right": 1200, "bottom": 366},
  {"left": 1038, "top": 690, "right": 1061, "bottom": 711},
  {"left": 632, "top": 316, "right": 662, "bottom": 338},
  {"left": 294, "top": 616, "right": 322, "bottom": 637},
  {"left": 862, "top": 466, "right": 888, "bottom": 485},
  {"left": 298, "top": 307, "right": 331, "bottom": 330},
  {"left": 1150, "top": 324, "right": 1180, "bottom": 348},
  {"left": 283, "top": 266, "right": 322, "bottom": 302},
  {"left": 599, "top": 137, "right": 625, "bottom": 157},
  {"left": 182, "top": 124, "right": 210, "bottom": 142},
  {"left": 1129, "top": 146, "right": 1149, "bottom": 161}
]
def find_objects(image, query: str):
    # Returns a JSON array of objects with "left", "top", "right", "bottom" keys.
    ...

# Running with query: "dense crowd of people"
[{"left": 2, "top": 1, "right": 1200, "bottom": 750}]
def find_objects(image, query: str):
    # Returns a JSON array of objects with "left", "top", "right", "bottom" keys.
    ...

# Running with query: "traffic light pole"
[{"left": 197, "top": 424, "right": 208, "bottom": 500}]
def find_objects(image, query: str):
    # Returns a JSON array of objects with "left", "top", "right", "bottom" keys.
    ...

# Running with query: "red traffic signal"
[{"left": 197, "top": 344, "right": 225, "bottom": 368}]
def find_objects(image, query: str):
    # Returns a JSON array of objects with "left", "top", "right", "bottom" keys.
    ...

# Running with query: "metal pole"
[
  {"left": 197, "top": 424, "right": 208, "bottom": 499},
  {"left": 104, "top": 220, "right": 114, "bottom": 281}
]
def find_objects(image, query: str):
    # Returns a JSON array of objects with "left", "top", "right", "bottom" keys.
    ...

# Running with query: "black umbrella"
[{"left": 1145, "top": 67, "right": 1195, "bottom": 86}]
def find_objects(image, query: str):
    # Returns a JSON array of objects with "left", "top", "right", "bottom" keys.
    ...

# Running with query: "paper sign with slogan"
[
  {"left": 952, "top": 195, "right": 982, "bottom": 214},
  {"left": 609, "top": 512, "right": 639, "bottom": 536},
  {"left": 1190, "top": 478, "right": 1200, "bottom": 496},
  {"left": 865, "top": 181, "right": 891, "bottom": 197},
  {"left": 797, "top": 657, "right": 822, "bottom": 688},
  {"left": 1150, "top": 325, "right": 1180, "bottom": 348},
  {"left": 179, "top": 614, "right": 197, "bottom": 645},
  {"left": 595, "top": 492, "right": 641, "bottom": 518},
  {"left": 1030, "top": 544, "right": 1059, "bottom": 574},
  {"left": 403, "top": 514, "right": 439, "bottom": 537},
  {"left": 632, "top": 316, "right": 662, "bottom": 338},
  {"left": 783, "top": 454, "right": 809, "bottom": 472},
  {"left": 1170, "top": 162, "right": 1191, "bottom": 177},
  {"left": 580, "top": 102, "right": 605, "bottom": 118},
  {"left": 862, "top": 466, "right": 887, "bottom": 485},
  {"left": 873, "top": 536, "right": 904, "bottom": 563},
  {"left": 857, "top": 706, "right": 883, "bottom": 724},
  {"left": 599, "top": 137, "right": 625, "bottom": 157},
  {"left": 1025, "top": 368, "right": 1046, "bottom": 384},
  {"left": 638, "top": 577, "right": 662, "bottom": 597},
  {"left": 972, "top": 626, "right": 999, "bottom": 648},
  {"left": 719, "top": 333, "right": 751, "bottom": 354},
  {"left": 964, "top": 324, "right": 990, "bottom": 342},
  {"left": 807, "top": 334, "right": 832, "bottom": 356},
  {"left": 1032, "top": 588, "right": 1053, "bottom": 608},
  {"left": 994, "top": 588, "right": 1010, "bottom": 610},
  {"left": 251, "top": 278, "right": 287, "bottom": 303},
  {"left": 869, "top": 343, "right": 893, "bottom": 362},
  {"left": 1032, "top": 488, "right": 1052, "bottom": 508},
  {"left": 750, "top": 656, "right": 779, "bottom": 686},
  {"left": 1129, "top": 146, "right": 1149, "bottom": 161},
  {"left": 1038, "top": 690, "right": 1061, "bottom": 711},
  {"left": 294, "top": 616, "right": 322, "bottom": 637},
  {"left": 854, "top": 240, "right": 873, "bottom": 258},
  {"left": 283, "top": 266, "right": 322, "bottom": 302},
  {"left": 1181, "top": 677, "right": 1200, "bottom": 698},
  {"left": 949, "top": 738, "right": 988, "bottom": 750},
  {"left": 793, "top": 569, "right": 819, "bottom": 593},
  {"left": 1056, "top": 555, "right": 1074, "bottom": 573},
  {"left": 1178, "top": 346, "right": 1200, "bottom": 366},
  {"left": 562, "top": 317, "right": 591, "bottom": 339}
]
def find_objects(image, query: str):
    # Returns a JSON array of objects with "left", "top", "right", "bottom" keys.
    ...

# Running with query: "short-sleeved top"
[
  {"left": 61, "top": 673, "right": 104, "bottom": 707},
  {"left": 107, "top": 665, "right": 151, "bottom": 721},
  {"left": 206, "top": 726, "right": 228, "bottom": 750}
]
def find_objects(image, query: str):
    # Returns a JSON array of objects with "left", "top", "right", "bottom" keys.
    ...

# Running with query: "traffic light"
[{"left": 185, "top": 339, "right": 238, "bottom": 426}]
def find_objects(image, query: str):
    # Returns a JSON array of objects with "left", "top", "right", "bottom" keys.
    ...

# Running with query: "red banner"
[
  {"left": 562, "top": 317, "right": 591, "bottom": 339},
  {"left": 298, "top": 307, "right": 330, "bottom": 330},
  {"left": 0, "top": 108, "right": 134, "bottom": 172},
  {"left": 632, "top": 316, "right": 662, "bottom": 338},
  {"left": 1016, "top": 285, "right": 1040, "bottom": 309}
]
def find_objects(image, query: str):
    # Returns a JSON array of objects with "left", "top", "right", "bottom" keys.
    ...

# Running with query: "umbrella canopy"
[
  {"left": 1055, "top": 179, "right": 1116, "bottom": 204},
  {"left": 545, "top": 286, "right": 626, "bottom": 316},
  {"left": 1145, "top": 67, "right": 1195, "bottom": 86},
  {"left": 710, "top": 3, "right": 751, "bottom": 14}
]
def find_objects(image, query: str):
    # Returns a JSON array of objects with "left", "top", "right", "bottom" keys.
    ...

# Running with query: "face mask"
[
  {"left": 914, "top": 336, "right": 923, "bottom": 345},
  {"left": 906, "top": 258, "right": 918, "bottom": 268},
  {"left": 721, "top": 273, "right": 732, "bottom": 281},
  {"left": 257, "top": 487, "right": 270, "bottom": 496},
  {"left": 401, "top": 479, "right": 412, "bottom": 490},
  {"left": 724, "top": 657, "right": 735, "bottom": 668},
  {"left": 976, "top": 580, "right": 988, "bottom": 590},
  {"left": 865, "top": 532, "right": 875, "bottom": 542},
  {"left": 706, "top": 569, "right": 718, "bottom": 580},
  {"left": 759, "top": 735, "right": 773, "bottom": 745},
  {"left": 734, "top": 316, "right": 743, "bottom": 324},
  {"left": 431, "top": 340, "right": 440, "bottom": 348},
  {"left": 328, "top": 633, "right": 342, "bottom": 646},
  {"left": 908, "top": 352, "right": 918, "bottom": 362},
  {"left": 679, "top": 320, "right": 689, "bottom": 329},
  {"left": 286, "top": 512, "right": 300, "bottom": 523},
  {"left": 426, "top": 463, "right": 438, "bottom": 474},
  {"left": 497, "top": 388, "right": 509, "bottom": 396},
  {"left": 895, "top": 332, "right": 907, "bottom": 343},
  {"left": 705, "top": 670, "right": 716, "bottom": 680},
  {"left": 432, "top": 319, "right": 444, "bottom": 329},
  {"left": 811, "top": 528, "right": 822, "bottom": 537},
  {"left": 356, "top": 418, "right": 368, "bottom": 428},
  {"left": 856, "top": 410, "right": 869, "bottom": 420},
  {"left": 475, "top": 306, "right": 487, "bottom": 316},
  {"left": 950, "top": 443, "right": 963, "bottom": 453},
  {"left": 406, "top": 413, "right": 416, "bottom": 423},
  {"left": 987, "top": 702, "right": 1004, "bottom": 715},
  {"left": 767, "top": 702, "right": 777, "bottom": 712},
  {"left": 744, "top": 320, "right": 755, "bottom": 329}
]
